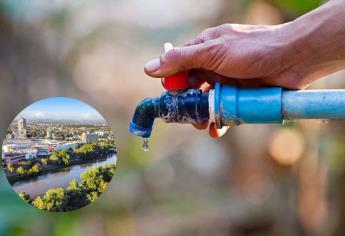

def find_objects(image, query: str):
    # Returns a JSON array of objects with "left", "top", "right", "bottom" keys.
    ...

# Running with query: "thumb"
[{"left": 144, "top": 43, "right": 208, "bottom": 78}]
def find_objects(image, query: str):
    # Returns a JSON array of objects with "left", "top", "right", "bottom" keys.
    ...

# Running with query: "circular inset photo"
[{"left": 2, "top": 97, "right": 117, "bottom": 212}]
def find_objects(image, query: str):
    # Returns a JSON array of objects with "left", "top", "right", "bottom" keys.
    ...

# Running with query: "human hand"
[
  {"left": 145, "top": 0, "right": 345, "bottom": 89},
  {"left": 144, "top": 0, "right": 345, "bottom": 137},
  {"left": 145, "top": 24, "right": 294, "bottom": 138},
  {"left": 144, "top": 23, "right": 308, "bottom": 89}
]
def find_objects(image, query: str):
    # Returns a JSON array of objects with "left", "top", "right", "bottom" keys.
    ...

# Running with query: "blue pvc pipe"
[
  {"left": 282, "top": 90, "right": 345, "bottom": 120},
  {"left": 215, "top": 84, "right": 345, "bottom": 128}
]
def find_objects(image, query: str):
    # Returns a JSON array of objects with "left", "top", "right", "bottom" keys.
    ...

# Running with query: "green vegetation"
[
  {"left": 6, "top": 140, "right": 116, "bottom": 183},
  {"left": 7, "top": 163, "right": 15, "bottom": 173},
  {"left": 48, "top": 140, "right": 115, "bottom": 165},
  {"left": 18, "top": 191, "right": 31, "bottom": 203},
  {"left": 74, "top": 140, "right": 115, "bottom": 161},
  {"left": 15, "top": 164, "right": 40, "bottom": 177},
  {"left": 271, "top": 0, "right": 323, "bottom": 15},
  {"left": 50, "top": 150, "right": 72, "bottom": 166},
  {"left": 19, "top": 164, "right": 116, "bottom": 212}
]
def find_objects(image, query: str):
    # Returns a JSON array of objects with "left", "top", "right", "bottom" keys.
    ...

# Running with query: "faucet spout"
[
  {"left": 129, "top": 97, "right": 159, "bottom": 138},
  {"left": 129, "top": 89, "right": 209, "bottom": 138}
]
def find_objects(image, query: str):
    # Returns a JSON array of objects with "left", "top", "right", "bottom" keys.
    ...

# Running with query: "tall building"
[
  {"left": 81, "top": 132, "right": 98, "bottom": 144},
  {"left": 17, "top": 118, "right": 27, "bottom": 138},
  {"left": 46, "top": 128, "right": 53, "bottom": 139}
]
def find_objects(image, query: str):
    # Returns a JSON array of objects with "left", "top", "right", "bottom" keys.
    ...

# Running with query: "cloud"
[{"left": 15, "top": 110, "right": 105, "bottom": 123}]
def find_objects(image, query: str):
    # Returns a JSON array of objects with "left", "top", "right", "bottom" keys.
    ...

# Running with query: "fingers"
[
  {"left": 209, "top": 122, "right": 229, "bottom": 138},
  {"left": 201, "top": 83, "right": 212, "bottom": 92},
  {"left": 191, "top": 81, "right": 229, "bottom": 138},
  {"left": 184, "top": 27, "right": 220, "bottom": 46},
  {"left": 144, "top": 43, "right": 209, "bottom": 78},
  {"left": 184, "top": 37, "right": 205, "bottom": 47}
]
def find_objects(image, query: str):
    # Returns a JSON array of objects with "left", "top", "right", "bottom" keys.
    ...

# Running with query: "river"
[{"left": 12, "top": 153, "right": 117, "bottom": 198}]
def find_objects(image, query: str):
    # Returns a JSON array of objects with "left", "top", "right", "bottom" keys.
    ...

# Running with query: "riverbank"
[
  {"left": 18, "top": 163, "right": 116, "bottom": 212},
  {"left": 6, "top": 149, "right": 116, "bottom": 185},
  {"left": 12, "top": 153, "right": 116, "bottom": 198}
]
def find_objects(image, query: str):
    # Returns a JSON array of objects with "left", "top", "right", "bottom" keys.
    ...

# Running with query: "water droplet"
[{"left": 142, "top": 138, "right": 149, "bottom": 152}]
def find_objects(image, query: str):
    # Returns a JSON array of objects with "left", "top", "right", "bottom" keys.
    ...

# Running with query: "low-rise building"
[
  {"left": 55, "top": 142, "right": 79, "bottom": 151},
  {"left": 35, "top": 147, "right": 50, "bottom": 157},
  {"left": 81, "top": 133, "right": 98, "bottom": 144},
  {"left": 25, "top": 151, "right": 37, "bottom": 160},
  {"left": 4, "top": 152, "right": 26, "bottom": 164}
]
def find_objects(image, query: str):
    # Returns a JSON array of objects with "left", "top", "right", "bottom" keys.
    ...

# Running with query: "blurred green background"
[{"left": 2, "top": 0, "right": 345, "bottom": 235}]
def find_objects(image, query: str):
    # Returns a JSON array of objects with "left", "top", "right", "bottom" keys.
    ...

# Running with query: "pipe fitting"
[
  {"left": 129, "top": 89, "right": 209, "bottom": 138},
  {"left": 212, "top": 83, "right": 283, "bottom": 128}
]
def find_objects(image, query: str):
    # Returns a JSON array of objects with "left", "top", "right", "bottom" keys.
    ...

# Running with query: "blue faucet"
[{"left": 129, "top": 83, "right": 345, "bottom": 138}]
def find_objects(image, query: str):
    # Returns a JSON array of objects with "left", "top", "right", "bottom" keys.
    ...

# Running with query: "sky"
[{"left": 15, "top": 97, "right": 106, "bottom": 123}]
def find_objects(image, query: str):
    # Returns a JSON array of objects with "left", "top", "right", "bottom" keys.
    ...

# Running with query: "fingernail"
[{"left": 145, "top": 58, "right": 161, "bottom": 73}]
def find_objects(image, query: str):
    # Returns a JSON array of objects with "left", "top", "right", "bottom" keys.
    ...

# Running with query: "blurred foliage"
[{"left": 270, "top": 0, "right": 324, "bottom": 18}]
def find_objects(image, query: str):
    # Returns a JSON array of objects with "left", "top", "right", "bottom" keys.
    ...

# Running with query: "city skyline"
[{"left": 13, "top": 97, "right": 106, "bottom": 123}]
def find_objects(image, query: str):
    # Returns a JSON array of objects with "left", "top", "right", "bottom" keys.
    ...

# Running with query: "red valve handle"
[{"left": 161, "top": 71, "right": 189, "bottom": 91}]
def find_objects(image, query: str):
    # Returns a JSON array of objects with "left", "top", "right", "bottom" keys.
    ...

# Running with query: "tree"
[
  {"left": 32, "top": 188, "right": 67, "bottom": 212},
  {"left": 18, "top": 191, "right": 31, "bottom": 203},
  {"left": 7, "top": 163, "right": 15, "bottom": 173},
  {"left": 87, "top": 192, "right": 98, "bottom": 202},
  {"left": 41, "top": 158, "right": 48, "bottom": 165},
  {"left": 62, "top": 154, "right": 71, "bottom": 166},
  {"left": 67, "top": 179, "right": 79, "bottom": 191},
  {"left": 80, "top": 164, "right": 115, "bottom": 194},
  {"left": 50, "top": 150, "right": 71, "bottom": 166},
  {"left": 65, "top": 180, "right": 89, "bottom": 210},
  {"left": 31, "top": 196, "right": 44, "bottom": 210},
  {"left": 50, "top": 151, "right": 59, "bottom": 162},
  {"left": 29, "top": 164, "right": 40, "bottom": 175},
  {"left": 75, "top": 143, "right": 95, "bottom": 160},
  {"left": 16, "top": 167, "right": 25, "bottom": 175}
]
